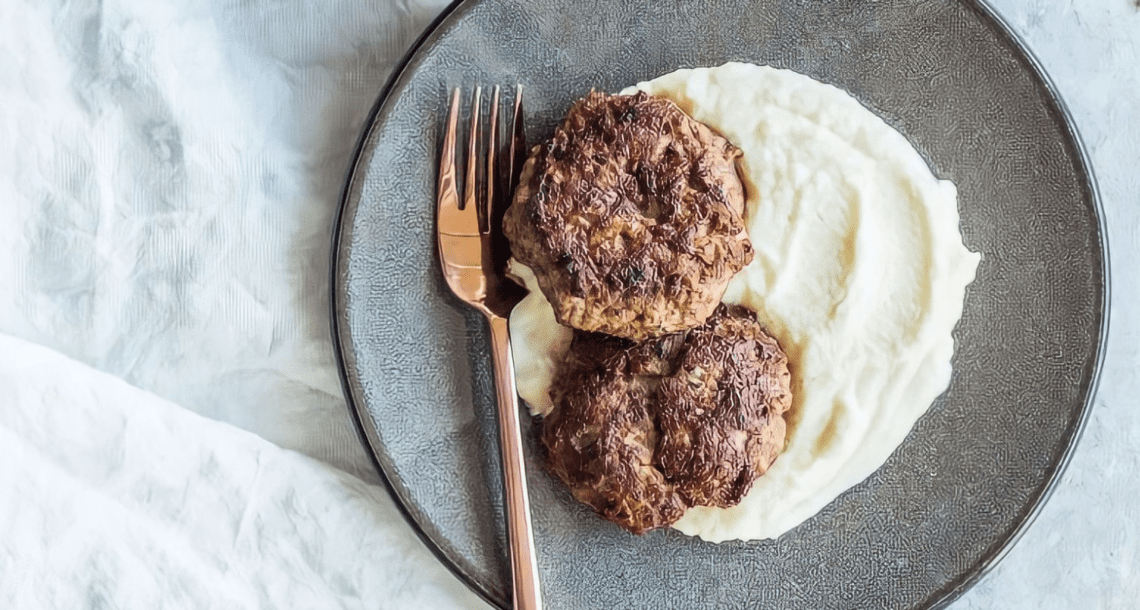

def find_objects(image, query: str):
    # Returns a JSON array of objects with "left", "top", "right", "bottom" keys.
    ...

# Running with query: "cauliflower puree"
[{"left": 509, "top": 62, "right": 980, "bottom": 542}]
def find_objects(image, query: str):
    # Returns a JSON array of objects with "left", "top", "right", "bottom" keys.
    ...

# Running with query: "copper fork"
[{"left": 437, "top": 85, "right": 541, "bottom": 610}]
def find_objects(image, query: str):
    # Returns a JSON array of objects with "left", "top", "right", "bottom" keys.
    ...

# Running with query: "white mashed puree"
[{"left": 509, "top": 62, "right": 980, "bottom": 542}]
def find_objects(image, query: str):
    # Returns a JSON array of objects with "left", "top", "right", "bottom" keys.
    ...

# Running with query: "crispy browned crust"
[
  {"left": 503, "top": 91, "right": 753, "bottom": 340},
  {"left": 542, "top": 305, "right": 792, "bottom": 534}
]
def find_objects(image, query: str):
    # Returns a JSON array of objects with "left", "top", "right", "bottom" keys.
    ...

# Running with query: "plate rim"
[
  {"left": 327, "top": 1, "right": 506, "bottom": 608},
  {"left": 328, "top": 1, "right": 1111, "bottom": 608}
]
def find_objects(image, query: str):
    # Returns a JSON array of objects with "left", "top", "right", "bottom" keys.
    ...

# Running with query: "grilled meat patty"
[
  {"left": 503, "top": 91, "right": 753, "bottom": 341},
  {"left": 542, "top": 304, "right": 792, "bottom": 534}
]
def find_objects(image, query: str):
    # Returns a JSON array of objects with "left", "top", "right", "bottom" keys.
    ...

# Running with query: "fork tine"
[
  {"left": 484, "top": 85, "right": 500, "bottom": 235},
  {"left": 463, "top": 86, "right": 482, "bottom": 214},
  {"left": 439, "top": 88, "right": 479, "bottom": 237},
  {"left": 437, "top": 88, "right": 460, "bottom": 217},
  {"left": 506, "top": 85, "right": 527, "bottom": 200},
  {"left": 488, "top": 85, "right": 526, "bottom": 274}
]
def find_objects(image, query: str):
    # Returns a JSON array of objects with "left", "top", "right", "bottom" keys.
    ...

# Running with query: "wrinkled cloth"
[
  {"left": 0, "top": 0, "right": 489, "bottom": 607},
  {"left": 0, "top": 333, "right": 485, "bottom": 609},
  {"left": 0, "top": 0, "right": 452, "bottom": 481},
  {"left": 1, "top": 0, "right": 1139, "bottom": 608}
]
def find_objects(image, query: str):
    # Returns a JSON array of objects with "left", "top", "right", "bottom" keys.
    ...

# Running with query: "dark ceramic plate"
[{"left": 331, "top": 0, "right": 1107, "bottom": 608}]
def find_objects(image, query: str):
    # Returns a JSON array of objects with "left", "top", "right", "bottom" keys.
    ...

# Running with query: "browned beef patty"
[
  {"left": 503, "top": 91, "right": 753, "bottom": 341},
  {"left": 542, "top": 304, "right": 792, "bottom": 534}
]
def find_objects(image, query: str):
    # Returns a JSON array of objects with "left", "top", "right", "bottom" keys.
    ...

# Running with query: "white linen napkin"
[
  {"left": 0, "top": 1, "right": 489, "bottom": 606},
  {"left": 0, "top": 0, "right": 449, "bottom": 482},
  {"left": 0, "top": 332, "right": 487, "bottom": 609}
]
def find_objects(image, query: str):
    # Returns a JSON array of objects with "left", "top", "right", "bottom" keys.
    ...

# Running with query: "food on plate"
[
  {"left": 542, "top": 304, "right": 791, "bottom": 534},
  {"left": 511, "top": 62, "right": 981, "bottom": 542},
  {"left": 502, "top": 91, "right": 753, "bottom": 341}
]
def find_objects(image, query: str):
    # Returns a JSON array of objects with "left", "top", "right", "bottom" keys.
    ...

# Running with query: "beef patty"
[
  {"left": 541, "top": 304, "right": 792, "bottom": 534},
  {"left": 503, "top": 91, "right": 753, "bottom": 341}
]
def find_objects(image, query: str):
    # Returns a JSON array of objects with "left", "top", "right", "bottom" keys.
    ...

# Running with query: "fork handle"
[{"left": 488, "top": 314, "right": 543, "bottom": 610}]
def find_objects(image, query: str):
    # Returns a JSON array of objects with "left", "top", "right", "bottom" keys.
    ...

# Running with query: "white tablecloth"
[{"left": 1, "top": 0, "right": 1136, "bottom": 607}]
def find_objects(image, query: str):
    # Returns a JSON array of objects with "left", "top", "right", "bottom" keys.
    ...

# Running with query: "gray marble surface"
[{"left": 1, "top": 0, "right": 1137, "bottom": 607}]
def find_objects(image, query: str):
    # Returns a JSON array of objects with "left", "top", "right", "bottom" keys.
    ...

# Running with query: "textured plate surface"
[{"left": 331, "top": 0, "right": 1107, "bottom": 608}]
